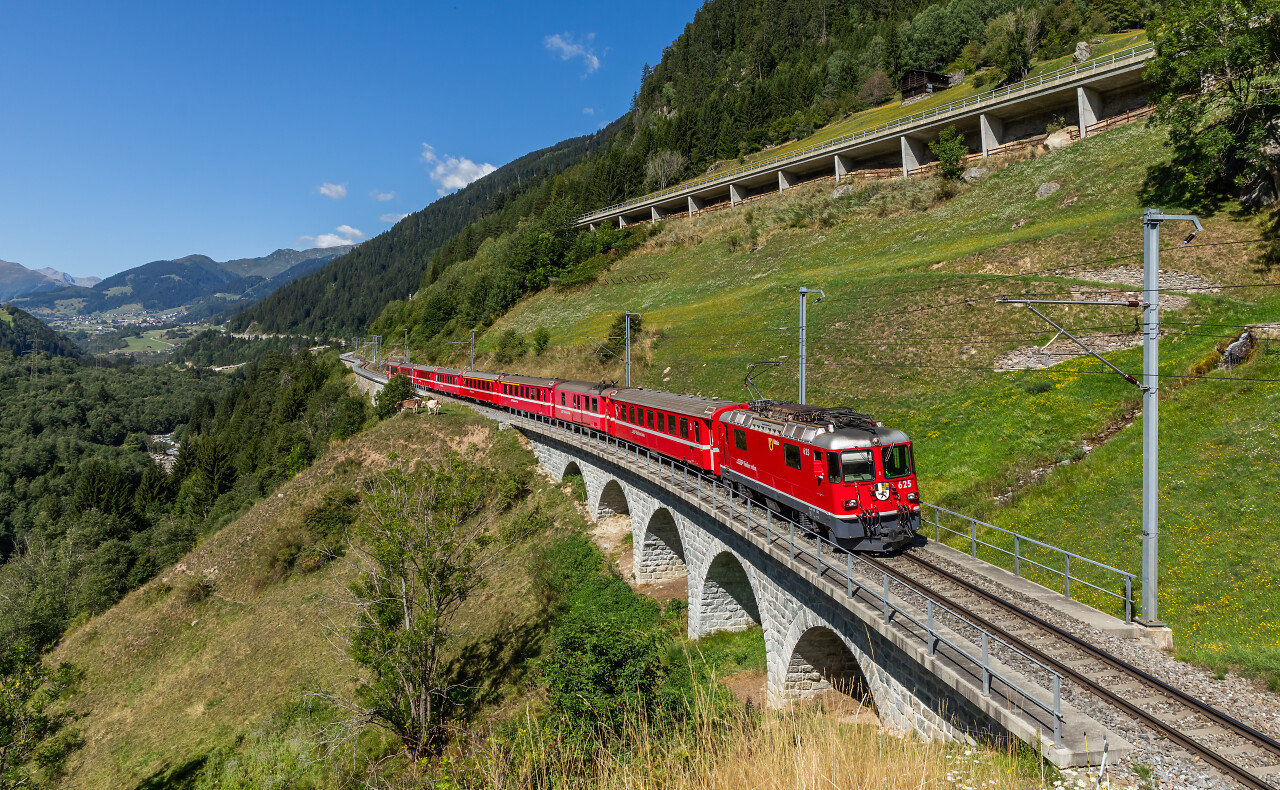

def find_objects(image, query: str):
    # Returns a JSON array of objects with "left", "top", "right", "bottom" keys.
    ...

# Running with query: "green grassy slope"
[
  {"left": 453, "top": 122, "right": 1280, "bottom": 681},
  {"left": 49, "top": 405, "right": 579, "bottom": 788}
]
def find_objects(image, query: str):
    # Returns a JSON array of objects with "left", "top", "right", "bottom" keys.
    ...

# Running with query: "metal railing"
[
  {"left": 923, "top": 504, "right": 1136, "bottom": 623},
  {"left": 579, "top": 42, "right": 1154, "bottom": 223},
  {"left": 503, "top": 408, "right": 1065, "bottom": 747}
]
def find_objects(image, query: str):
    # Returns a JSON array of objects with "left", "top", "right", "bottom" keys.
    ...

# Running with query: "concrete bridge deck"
[{"left": 579, "top": 43, "right": 1153, "bottom": 230}]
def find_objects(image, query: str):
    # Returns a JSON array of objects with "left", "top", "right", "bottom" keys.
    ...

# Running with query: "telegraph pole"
[
  {"left": 624, "top": 310, "right": 642, "bottom": 387},
  {"left": 404, "top": 328, "right": 410, "bottom": 365},
  {"left": 798, "top": 287, "right": 824, "bottom": 404},
  {"left": 469, "top": 329, "right": 478, "bottom": 371},
  {"left": 1139, "top": 209, "right": 1201, "bottom": 625}
]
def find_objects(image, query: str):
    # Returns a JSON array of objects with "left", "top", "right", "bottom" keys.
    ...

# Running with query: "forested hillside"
[
  {"left": 0, "top": 348, "right": 367, "bottom": 655},
  {"left": 0, "top": 304, "right": 83, "bottom": 359}
]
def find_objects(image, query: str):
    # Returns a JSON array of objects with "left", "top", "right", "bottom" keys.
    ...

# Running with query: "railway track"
[{"left": 861, "top": 550, "right": 1280, "bottom": 789}]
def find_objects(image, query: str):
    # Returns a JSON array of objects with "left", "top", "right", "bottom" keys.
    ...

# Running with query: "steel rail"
[{"left": 868, "top": 551, "right": 1280, "bottom": 790}]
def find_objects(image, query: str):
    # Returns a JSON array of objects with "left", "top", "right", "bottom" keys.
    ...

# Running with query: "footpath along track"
[{"left": 862, "top": 551, "right": 1280, "bottom": 789}]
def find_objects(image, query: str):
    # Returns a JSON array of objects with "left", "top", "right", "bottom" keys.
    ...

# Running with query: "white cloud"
[
  {"left": 297, "top": 224, "right": 365, "bottom": 249},
  {"left": 317, "top": 182, "right": 347, "bottom": 200},
  {"left": 582, "top": 107, "right": 595, "bottom": 115},
  {"left": 380, "top": 213, "right": 409, "bottom": 223},
  {"left": 545, "top": 32, "right": 599, "bottom": 75},
  {"left": 371, "top": 190, "right": 395, "bottom": 201},
  {"left": 420, "top": 143, "right": 497, "bottom": 196}
]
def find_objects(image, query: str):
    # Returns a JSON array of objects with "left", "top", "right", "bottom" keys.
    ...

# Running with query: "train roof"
[
  {"left": 502, "top": 374, "right": 561, "bottom": 387},
  {"left": 607, "top": 387, "right": 743, "bottom": 419},
  {"left": 461, "top": 370, "right": 501, "bottom": 381},
  {"left": 721, "top": 402, "right": 910, "bottom": 448},
  {"left": 557, "top": 380, "right": 615, "bottom": 395},
  {"left": 435, "top": 367, "right": 463, "bottom": 376}
]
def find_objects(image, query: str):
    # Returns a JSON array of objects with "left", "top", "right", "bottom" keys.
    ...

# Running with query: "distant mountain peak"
[{"left": 34, "top": 267, "right": 100, "bottom": 288}]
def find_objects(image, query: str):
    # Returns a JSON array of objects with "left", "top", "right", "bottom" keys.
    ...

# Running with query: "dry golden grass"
[
  {"left": 48, "top": 408, "right": 511, "bottom": 789},
  {"left": 462, "top": 691, "right": 1046, "bottom": 790}
]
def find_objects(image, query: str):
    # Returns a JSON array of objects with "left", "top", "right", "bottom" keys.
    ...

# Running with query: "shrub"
[
  {"left": 532, "top": 326, "right": 551, "bottom": 355},
  {"left": 928, "top": 125, "right": 968, "bottom": 180}
]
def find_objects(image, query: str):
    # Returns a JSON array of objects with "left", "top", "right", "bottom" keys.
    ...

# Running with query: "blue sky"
[{"left": 0, "top": 0, "right": 703, "bottom": 277}]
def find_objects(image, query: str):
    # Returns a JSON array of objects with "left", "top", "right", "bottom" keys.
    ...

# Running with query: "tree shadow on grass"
[
  {"left": 440, "top": 617, "right": 546, "bottom": 723},
  {"left": 131, "top": 754, "right": 208, "bottom": 790}
]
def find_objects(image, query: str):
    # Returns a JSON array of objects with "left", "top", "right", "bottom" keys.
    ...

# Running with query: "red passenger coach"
[
  {"left": 497, "top": 374, "right": 560, "bottom": 418},
  {"left": 606, "top": 388, "right": 744, "bottom": 471},
  {"left": 433, "top": 368, "right": 465, "bottom": 397},
  {"left": 553, "top": 381, "right": 611, "bottom": 431},
  {"left": 718, "top": 403, "right": 920, "bottom": 552},
  {"left": 459, "top": 371, "right": 501, "bottom": 405}
]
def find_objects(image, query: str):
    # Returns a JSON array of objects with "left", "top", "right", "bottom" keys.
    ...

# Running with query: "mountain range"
[
  {"left": 5, "top": 246, "right": 353, "bottom": 319},
  {"left": 0, "top": 259, "right": 101, "bottom": 301}
]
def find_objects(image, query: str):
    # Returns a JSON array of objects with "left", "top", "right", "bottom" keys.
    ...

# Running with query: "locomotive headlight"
[
  {"left": 907, "top": 492, "right": 919, "bottom": 503},
  {"left": 843, "top": 499, "right": 858, "bottom": 510}
]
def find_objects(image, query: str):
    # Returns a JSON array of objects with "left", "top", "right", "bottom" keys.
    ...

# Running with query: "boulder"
[
  {"left": 961, "top": 166, "right": 989, "bottom": 183},
  {"left": 1045, "top": 126, "right": 1079, "bottom": 150},
  {"left": 1073, "top": 41, "right": 1093, "bottom": 63},
  {"left": 1035, "top": 181, "right": 1061, "bottom": 199}
]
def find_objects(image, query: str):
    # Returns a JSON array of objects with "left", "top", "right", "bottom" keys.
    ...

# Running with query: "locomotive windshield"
[
  {"left": 839, "top": 450, "right": 875, "bottom": 483},
  {"left": 881, "top": 444, "right": 913, "bottom": 478}
]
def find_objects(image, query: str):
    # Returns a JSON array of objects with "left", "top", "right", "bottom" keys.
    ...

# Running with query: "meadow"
[{"left": 459, "top": 120, "right": 1280, "bottom": 686}]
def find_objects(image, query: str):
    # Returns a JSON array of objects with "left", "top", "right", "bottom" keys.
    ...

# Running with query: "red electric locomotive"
[{"left": 717, "top": 402, "right": 919, "bottom": 552}]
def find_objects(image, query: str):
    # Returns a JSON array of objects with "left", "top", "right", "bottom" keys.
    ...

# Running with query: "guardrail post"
[
  {"left": 1125, "top": 578, "right": 1134, "bottom": 623},
  {"left": 789, "top": 522, "right": 795, "bottom": 560},
  {"left": 1014, "top": 535, "right": 1021, "bottom": 577},
  {"left": 882, "top": 574, "right": 890, "bottom": 624},
  {"left": 927, "top": 600, "right": 936, "bottom": 655},
  {"left": 970, "top": 518, "right": 977, "bottom": 557},
  {"left": 816, "top": 534, "right": 821, "bottom": 569},
  {"left": 1064, "top": 554, "right": 1072, "bottom": 599},
  {"left": 934, "top": 505, "right": 940, "bottom": 542},
  {"left": 1053, "top": 676, "right": 1063, "bottom": 747},
  {"left": 981, "top": 632, "right": 991, "bottom": 696},
  {"left": 847, "top": 553, "right": 853, "bottom": 597},
  {"left": 766, "top": 508, "right": 772, "bottom": 543}
]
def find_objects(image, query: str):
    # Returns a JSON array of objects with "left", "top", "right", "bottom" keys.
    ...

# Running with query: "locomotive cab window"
[
  {"left": 784, "top": 443, "right": 802, "bottom": 470},
  {"left": 882, "top": 444, "right": 913, "bottom": 479},
  {"left": 592, "top": 397, "right": 599, "bottom": 412},
  {"left": 840, "top": 450, "right": 875, "bottom": 483},
  {"left": 733, "top": 428, "right": 747, "bottom": 451},
  {"left": 827, "top": 451, "right": 842, "bottom": 482}
]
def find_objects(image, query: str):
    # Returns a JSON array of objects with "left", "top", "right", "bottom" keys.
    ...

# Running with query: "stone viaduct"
[{"left": 342, "top": 357, "right": 1123, "bottom": 767}]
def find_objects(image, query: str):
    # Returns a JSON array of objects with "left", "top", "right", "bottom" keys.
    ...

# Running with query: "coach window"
[
  {"left": 679, "top": 418, "right": 689, "bottom": 440},
  {"left": 694, "top": 422, "right": 701, "bottom": 443},
  {"left": 734, "top": 428, "right": 747, "bottom": 451},
  {"left": 784, "top": 443, "right": 802, "bottom": 470},
  {"left": 647, "top": 410, "right": 654, "bottom": 429},
  {"left": 656, "top": 412, "right": 665, "bottom": 432}
]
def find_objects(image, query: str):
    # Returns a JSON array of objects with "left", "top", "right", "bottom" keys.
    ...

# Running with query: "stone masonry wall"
[{"left": 522, "top": 431, "right": 1010, "bottom": 747}]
